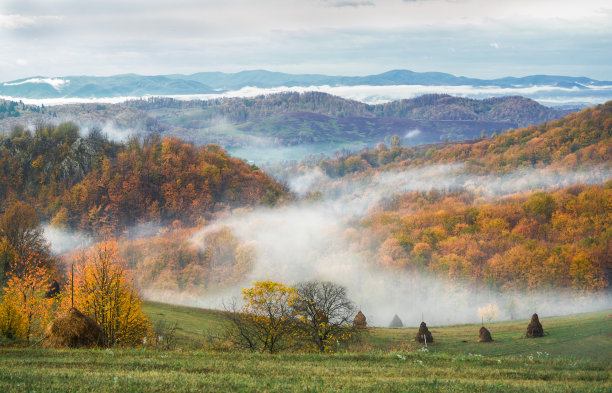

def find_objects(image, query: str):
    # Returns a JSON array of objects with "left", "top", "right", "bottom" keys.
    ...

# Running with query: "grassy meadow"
[{"left": 0, "top": 302, "right": 610, "bottom": 392}]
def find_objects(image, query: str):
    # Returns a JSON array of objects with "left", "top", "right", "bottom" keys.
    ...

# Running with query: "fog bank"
[{"left": 145, "top": 164, "right": 612, "bottom": 326}]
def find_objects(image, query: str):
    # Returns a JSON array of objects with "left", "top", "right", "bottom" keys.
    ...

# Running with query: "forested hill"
[
  {"left": 356, "top": 182, "right": 612, "bottom": 291},
  {"left": 0, "top": 123, "right": 287, "bottom": 234},
  {"left": 314, "top": 100, "right": 612, "bottom": 177},
  {"left": 130, "top": 93, "right": 569, "bottom": 127},
  {"left": 0, "top": 94, "right": 574, "bottom": 157}
]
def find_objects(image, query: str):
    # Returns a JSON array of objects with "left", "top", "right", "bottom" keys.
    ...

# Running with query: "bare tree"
[{"left": 295, "top": 280, "right": 356, "bottom": 353}]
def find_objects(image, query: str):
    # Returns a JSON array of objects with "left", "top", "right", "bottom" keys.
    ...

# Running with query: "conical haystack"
[
  {"left": 389, "top": 314, "right": 403, "bottom": 328},
  {"left": 415, "top": 322, "right": 434, "bottom": 343},
  {"left": 478, "top": 326, "right": 493, "bottom": 342},
  {"left": 43, "top": 308, "right": 101, "bottom": 348},
  {"left": 526, "top": 313, "right": 544, "bottom": 338},
  {"left": 353, "top": 311, "right": 367, "bottom": 329}
]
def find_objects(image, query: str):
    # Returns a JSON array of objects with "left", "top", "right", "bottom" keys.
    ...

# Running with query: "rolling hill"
[{"left": 0, "top": 93, "right": 573, "bottom": 164}]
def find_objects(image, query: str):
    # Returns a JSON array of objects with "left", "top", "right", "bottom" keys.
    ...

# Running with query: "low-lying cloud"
[
  {"left": 3, "top": 82, "right": 611, "bottom": 108},
  {"left": 142, "top": 164, "right": 612, "bottom": 326},
  {"left": 43, "top": 225, "right": 92, "bottom": 255},
  {"left": 3, "top": 77, "right": 69, "bottom": 91},
  {"left": 404, "top": 128, "right": 421, "bottom": 139}
]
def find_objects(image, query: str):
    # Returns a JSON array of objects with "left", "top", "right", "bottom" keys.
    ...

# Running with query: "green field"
[{"left": 0, "top": 303, "right": 610, "bottom": 392}]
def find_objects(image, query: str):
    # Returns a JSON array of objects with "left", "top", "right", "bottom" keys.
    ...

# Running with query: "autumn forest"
[{"left": 0, "top": 97, "right": 610, "bottom": 349}]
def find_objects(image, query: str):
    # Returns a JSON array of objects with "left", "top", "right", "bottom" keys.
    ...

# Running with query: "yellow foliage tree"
[
  {"left": 68, "top": 240, "right": 149, "bottom": 347},
  {"left": 0, "top": 297, "right": 27, "bottom": 341},
  {"left": 2, "top": 256, "right": 55, "bottom": 343},
  {"left": 226, "top": 280, "right": 301, "bottom": 353}
]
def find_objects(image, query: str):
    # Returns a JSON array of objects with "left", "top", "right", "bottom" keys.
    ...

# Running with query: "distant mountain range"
[
  {"left": 1, "top": 70, "right": 611, "bottom": 100},
  {"left": 171, "top": 69, "right": 611, "bottom": 90}
]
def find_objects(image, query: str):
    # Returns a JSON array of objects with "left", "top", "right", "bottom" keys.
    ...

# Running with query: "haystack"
[
  {"left": 389, "top": 314, "right": 403, "bottom": 328},
  {"left": 526, "top": 313, "right": 544, "bottom": 338},
  {"left": 478, "top": 326, "right": 493, "bottom": 342},
  {"left": 353, "top": 311, "right": 367, "bottom": 329},
  {"left": 415, "top": 322, "right": 434, "bottom": 344},
  {"left": 43, "top": 308, "right": 101, "bottom": 348}
]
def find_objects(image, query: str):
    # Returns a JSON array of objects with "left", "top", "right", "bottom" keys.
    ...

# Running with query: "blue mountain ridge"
[{"left": 1, "top": 70, "right": 610, "bottom": 99}]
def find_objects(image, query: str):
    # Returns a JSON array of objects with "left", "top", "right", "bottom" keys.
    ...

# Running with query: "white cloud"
[
  {"left": 3, "top": 78, "right": 70, "bottom": 90},
  {"left": 0, "top": 14, "right": 36, "bottom": 29},
  {"left": 0, "top": 13, "right": 61, "bottom": 29},
  {"left": 2, "top": 81, "right": 611, "bottom": 107},
  {"left": 405, "top": 129, "right": 422, "bottom": 139}
]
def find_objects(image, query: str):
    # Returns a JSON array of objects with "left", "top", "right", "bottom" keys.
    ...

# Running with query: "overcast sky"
[{"left": 1, "top": 0, "right": 611, "bottom": 81}]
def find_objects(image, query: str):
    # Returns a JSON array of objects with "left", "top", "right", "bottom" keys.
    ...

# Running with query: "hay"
[
  {"left": 415, "top": 322, "right": 434, "bottom": 343},
  {"left": 526, "top": 313, "right": 544, "bottom": 338},
  {"left": 478, "top": 326, "right": 493, "bottom": 342},
  {"left": 353, "top": 311, "right": 367, "bottom": 329},
  {"left": 389, "top": 314, "right": 403, "bottom": 328},
  {"left": 43, "top": 308, "right": 101, "bottom": 349}
]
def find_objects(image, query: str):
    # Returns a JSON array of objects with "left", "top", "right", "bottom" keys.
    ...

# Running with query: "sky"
[{"left": 1, "top": 0, "right": 611, "bottom": 82}]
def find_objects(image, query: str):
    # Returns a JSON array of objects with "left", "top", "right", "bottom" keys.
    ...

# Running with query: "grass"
[
  {"left": 365, "top": 311, "right": 612, "bottom": 361},
  {"left": 0, "top": 348, "right": 609, "bottom": 392},
  {"left": 143, "top": 301, "right": 612, "bottom": 360},
  {"left": 0, "top": 304, "right": 609, "bottom": 392},
  {"left": 142, "top": 301, "right": 228, "bottom": 349}
]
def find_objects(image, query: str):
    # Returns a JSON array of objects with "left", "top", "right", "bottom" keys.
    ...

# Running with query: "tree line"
[{"left": 312, "top": 101, "right": 611, "bottom": 177}]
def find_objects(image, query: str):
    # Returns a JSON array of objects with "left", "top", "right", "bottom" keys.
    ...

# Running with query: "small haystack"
[
  {"left": 526, "top": 313, "right": 544, "bottom": 338},
  {"left": 478, "top": 326, "right": 493, "bottom": 342},
  {"left": 389, "top": 314, "right": 403, "bottom": 328},
  {"left": 353, "top": 311, "right": 367, "bottom": 329},
  {"left": 43, "top": 308, "right": 101, "bottom": 349},
  {"left": 415, "top": 322, "right": 434, "bottom": 344}
]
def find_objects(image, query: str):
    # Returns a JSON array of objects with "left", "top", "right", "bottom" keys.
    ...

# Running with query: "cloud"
[
  {"left": 2, "top": 77, "right": 612, "bottom": 111},
  {"left": 4, "top": 78, "right": 70, "bottom": 90},
  {"left": 43, "top": 225, "right": 91, "bottom": 255},
  {"left": 0, "top": 14, "right": 36, "bottom": 29},
  {"left": 404, "top": 128, "right": 422, "bottom": 139},
  {"left": 0, "top": 13, "right": 61, "bottom": 30},
  {"left": 489, "top": 42, "right": 500, "bottom": 49},
  {"left": 3, "top": 81, "right": 611, "bottom": 109},
  {"left": 0, "top": 0, "right": 611, "bottom": 81}
]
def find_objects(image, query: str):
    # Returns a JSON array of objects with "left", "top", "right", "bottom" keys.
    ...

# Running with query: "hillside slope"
[
  {"left": 314, "top": 101, "right": 611, "bottom": 177},
  {"left": 0, "top": 123, "right": 287, "bottom": 233}
]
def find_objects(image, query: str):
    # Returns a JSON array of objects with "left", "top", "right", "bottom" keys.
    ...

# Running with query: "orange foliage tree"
[
  {"left": 354, "top": 182, "right": 611, "bottom": 291},
  {"left": 67, "top": 239, "right": 149, "bottom": 347}
]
